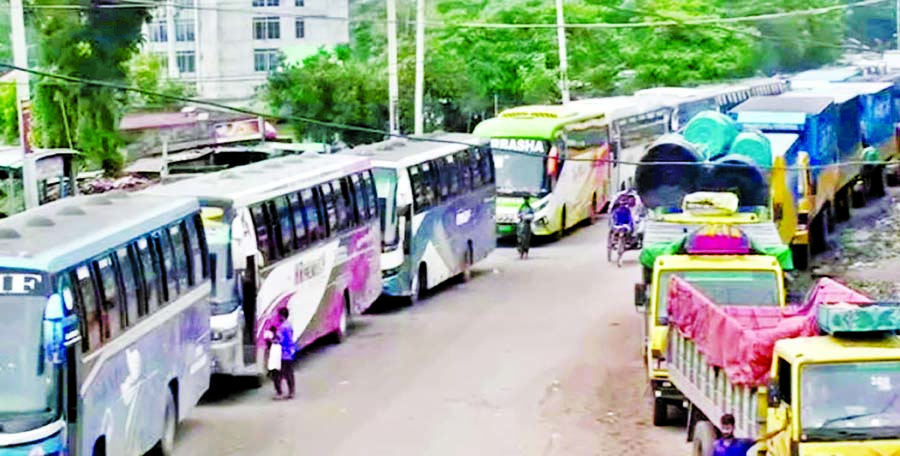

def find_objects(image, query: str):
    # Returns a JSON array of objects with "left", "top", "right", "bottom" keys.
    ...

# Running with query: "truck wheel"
[
  {"left": 791, "top": 243, "right": 810, "bottom": 271},
  {"left": 652, "top": 398, "right": 668, "bottom": 426},
  {"left": 691, "top": 421, "right": 717, "bottom": 456}
]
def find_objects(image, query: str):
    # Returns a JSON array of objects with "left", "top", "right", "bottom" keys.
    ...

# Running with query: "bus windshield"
[
  {"left": 201, "top": 207, "right": 237, "bottom": 314},
  {"left": 493, "top": 149, "right": 548, "bottom": 197},
  {"left": 373, "top": 168, "right": 399, "bottom": 248},
  {"left": 0, "top": 295, "right": 60, "bottom": 433},
  {"left": 656, "top": 270, "right": 780, "bottom": 324},
  {"left": 801, "top": 361, "right": 900, "bottom": 441}
]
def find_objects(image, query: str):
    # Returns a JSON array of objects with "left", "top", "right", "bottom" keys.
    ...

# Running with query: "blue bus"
[
  {"left": 344, "top": 133, "right": 496, "bottom": 302},
  {"left": 0, "top": 192, "right": 211, "bottom": 455}
]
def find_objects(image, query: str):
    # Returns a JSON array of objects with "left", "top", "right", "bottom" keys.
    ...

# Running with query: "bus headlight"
[
  {"left": 382, "top": 266, "right": 402, "bottom": 278},
  {"left": 29, "top": 446, "right": 45, "bottom": 456},
  {"left": 536, "top": 216, "right": 549, "bottom": 226},
  {"left": 212, "top": 327, "right": 238, "bottom": 342}
]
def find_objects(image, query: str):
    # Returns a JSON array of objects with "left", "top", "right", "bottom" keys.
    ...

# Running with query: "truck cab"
[{"left": 765, "top": 334, "right": 900, "bottom": 454}]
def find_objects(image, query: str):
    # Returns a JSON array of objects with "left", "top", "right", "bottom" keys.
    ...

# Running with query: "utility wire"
[{"left": 3, "top": 62, "right": 897, "bottom": 172}]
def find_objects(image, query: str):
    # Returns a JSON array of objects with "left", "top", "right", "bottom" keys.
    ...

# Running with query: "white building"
[{"left": 142, "top": 0, "right": 350, "bottom": 102}]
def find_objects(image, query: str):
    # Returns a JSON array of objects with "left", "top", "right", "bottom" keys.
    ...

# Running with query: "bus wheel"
[
  {"left": 652, "top": 398, "right": 668, "bottom": 427},
  {"left": 461, "top": 242, "right": 473, "bottom": 283},
  {"left": 410, "top": 264, "right": 427, "bottom": 304},
  {"left": 691, "top": 421, "right": 716, "bottom": 456},
  {"left": 555, "top": 207, "right": 566, "bottom": 241},
  {"left": 589, "top": 193, "right": 598, "bottom": 225},
  {"left": 334, "top": 291, "right": 350, "bottom": 344},
  {"left": 159, "top": 390, "right": 177, "bottom": 456}
]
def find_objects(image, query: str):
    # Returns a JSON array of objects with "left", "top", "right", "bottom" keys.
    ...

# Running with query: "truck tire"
[
  {"left": 691, "top": 421, "right": 717, "bottom": 456},
  {"left": 652, "top": 398, "right": 668, "bottom": 426},
  {"left": 791, "top": 243, "right": 810, "bottom": 271}
]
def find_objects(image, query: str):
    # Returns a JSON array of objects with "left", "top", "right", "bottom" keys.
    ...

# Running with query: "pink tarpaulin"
[{"left": 666, "top": 277, "right": 870, "bottom": 386}]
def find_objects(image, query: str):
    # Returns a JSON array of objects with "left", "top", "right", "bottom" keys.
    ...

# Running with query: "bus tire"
[
  {"left": 334, "top": 291, "right": 350, "bottom": 343},
  {"left": 92, "top": 438, "right": 106, "bottom": 456},
  {"left": 652, "top": 398, "right": 668, "bottom": 427},
  {"left": 555, "top": 206, "right": 566, "bottom": 241},
  {"left": 691, "top": 421, "right": 717, "bottom": 456},
  {"left": 791, "top": 243, "right": 810, "bottom": 271},
  {"left": 159, "top": 389, "right": 178, "bottom": 456},
  {"left": 409, "top": 264, "right": 427, "bottom": 304},
  {"left": 589, "top": 193, "right": 598, "bottom": 225},
  {"left": 461, "top": 242, "right": 473, "bottom": 282}
]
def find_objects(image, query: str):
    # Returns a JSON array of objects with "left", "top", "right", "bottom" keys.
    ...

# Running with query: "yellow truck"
[
  {"left": 635, "top": 197, "right": 792, "bottom": 426},
  {"left": 666, "top": 275, "right": 900, "bottom": 455}
]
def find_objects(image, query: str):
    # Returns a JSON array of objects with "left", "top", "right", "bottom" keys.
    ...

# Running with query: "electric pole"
[
  {"left": 167, "top": 0, "right": 178, "bottom": 78},
  {"left": 556, "top": 0, "right": 570, "bottom": 104},
  {"left": 10, "top": 0, "right": 38, "bottom": 210},
  {"left": 387, "top": 0, "right": 400, "bottom": 135},
  {"left": 414, "top": 0, "right": 425, "bottom": 135}
]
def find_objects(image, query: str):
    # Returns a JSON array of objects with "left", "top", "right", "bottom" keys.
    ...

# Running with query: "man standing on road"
[{"left": 276, "top": 307, "right": 296, "bottom": 399}]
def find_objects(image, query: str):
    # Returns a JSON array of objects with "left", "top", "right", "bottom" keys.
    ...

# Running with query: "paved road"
[{"left": 173, "top": 221, "right": 689, "bottom": 455}]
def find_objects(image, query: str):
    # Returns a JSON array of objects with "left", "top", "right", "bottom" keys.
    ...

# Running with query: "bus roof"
[
  {"left": 568, "top": 96, "right": 667, "bottom": 120},
  {"left": 0, "top": 192, "right": 198, "bottom": 273},
  {"left": 342, "top": 133, "right": 485, "bottom": 167},
  {"left": 472, "top": 104, "right": 607, "bottom": 139},
  {"left": 732, "top": 95, "right": 834, "bottom": 115},
  {"left": 145, "top": 152, "right": 371, "bottom": 208},
  {"left": 780, "top": 90, "right": 860, "bottom": 105},
  {"left": 790, "top": 66, "right": 862, "bottom": 83},
  {"left": 775, "top": 334, "right": 900, "bottom": 365}
]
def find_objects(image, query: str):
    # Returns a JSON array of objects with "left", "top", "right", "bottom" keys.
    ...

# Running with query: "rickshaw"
[{"left": 607, "top": 190, "right": 645, "bottom": 267}]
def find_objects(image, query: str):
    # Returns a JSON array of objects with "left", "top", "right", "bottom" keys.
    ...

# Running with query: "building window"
[
  {"left": 253, "top": 16, "right": 280, "bottom": 40},
  {"left": 252, "top": 0, "right": 278, "bottom": 5},
  {"left": 176, "top": 50, "right": 196, "bottom": 74},
  {"left": 175, "top": 18, "right": 195, "bottom": 42},
  {"left": 295, "top": 18, "right": 304, "bottom": 38},
  {"left": 150, "top": 21, "right": 167, "bottom": 42},
  {"left": 295, "top": 0, "right": 303, "bottom": 5},
  {"left": 254, "top": 49, "right": 280, "bottom": 72}
]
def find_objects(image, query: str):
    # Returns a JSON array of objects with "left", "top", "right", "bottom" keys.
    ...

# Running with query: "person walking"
[{"left": 517, "top": 197, "right": 535, "bottom": 259}]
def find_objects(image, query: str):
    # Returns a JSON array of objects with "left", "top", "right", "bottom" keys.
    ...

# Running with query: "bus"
[
  {"left": 343, "top": 133, "right": 496, "bottom": 302},
  {"left": 0, "top": 192, "right": 211, "bottom": 456},
  {"left": 472, "top": 105, "right": 611, "bottom": 239},
  {"left": 0, "top": 147, "right": 80, "bottom": 217},
  {"left": 569, "top": 97, "right": 672, "bottom": 194},
  {"left": 146, "top": 153, "right": 382, "bottom": 378}
]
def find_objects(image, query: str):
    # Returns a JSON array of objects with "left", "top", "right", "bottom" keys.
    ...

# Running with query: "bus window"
[
  {"left": 74, "top": 265, "right": 102, "bottom": 351},
  {"left": 287, "top": 192, "right": 307, "bottom": 248},
  {"left": 350, "top": 174, "right": 368, "bottom": 222},
  {"left": 444, "top": 156, "right": 460, "bottom": 197},
  {"left": 250, "top": 204, "right": 275, "bottom": 264},
  {"left": 337, "top": 178, "right": 357, "bottom": 228},
  {"left": 456, "top": 152, "right": 472, "bottom": 190},
  {"left": 479, "top": 147, "right": 495, "bottom": 184},
  {"left": 263, "top": 201, "right": 285, "bottom": 260},
  {"left": 116, "top": 247, "right": 140, "bottom": 324},
  {"left": 96, "top": 255, "right": 122, "bottom": 339},
  {"left": 408, "top": 165, "right": 426, "bottom": 212},
  {"left": 272, "top": 196, "right": 294, "bottom": 255},
  {"left": 434, "top": 159, "right": 450, "bottom": 201},
  {"left": 420, "top": 161, "right": 438, "bottom": 206},
  {"left": 185, "top": 215, "right": 206, "bottom": 284},
  {"left": 470, "top": 148, "right": 484, "bottom": 187},
  {"left": 301, "top": 188, "right": 323, "bottom": 242},
  {"left": 155, "top": 230, "right": 178, "bottom": 301},
  {"left": 364, "top": 171, "right": 378, "bottom": 220},
  {"left": 170, "top": 224, "right": 190, "bottom": 291},
  {"left": 321, "top": 183, "right": 339, "bottom": 235},
  {"left": 137, "top": 237, "right": 162, "bottom": 312}
]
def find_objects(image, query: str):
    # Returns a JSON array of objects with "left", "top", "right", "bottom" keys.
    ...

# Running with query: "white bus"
[
  {"left": 147, "top": 153, "right": 382, "bottom": 378},
  {"left": 0, "top": 192, "right": 211, "bottom": 455},
  {"left": 344, "top": 133, "right": 496, "bottom": 301}
]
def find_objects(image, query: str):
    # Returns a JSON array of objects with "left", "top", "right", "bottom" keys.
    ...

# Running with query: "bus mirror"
[
  {"left": 634, "top": 283, "right": 647, "bottom": 312},
  {"left": 767, "top": 379, "right": 781, "bottom": 408}
]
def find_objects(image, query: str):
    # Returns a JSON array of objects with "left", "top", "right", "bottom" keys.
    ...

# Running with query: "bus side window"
[
  {"left": 288, "top": 192, "right": 307, "bottom": 248},
  {"left": 434, "top": 159, "right": 449, "bottom": 201},
  {"left": 301, "top": 188, "right": 322, "bottom": 242},
  {"left": 420, "top": 161, "right": 438, "bottom": 207},
  {"left": 321, "top": 183, "right": 339, "bottom": 235},
  {"left": 479, "top": 147, "right": 495, "bottom": 184},
  {"left": 170, "top": 224, "right": 190, "bottom": 292},
  {"left": 185, "top": 215, "right": 207, "bottom": 284},
  {"left": 273, "top": 196, "right": 294, "bottom": 256},
  {"left": 95, "top": 255, "right": 121, "bottom": 340},
  {"left": 155, "top": 230, "right": 178, "bottom": 302},
  {"left": 264, "top": 200, "right": 285, "bottom": 260},
  {"left": 137, "top": 237, "right": 162, "bottom": 312},
  {"left": 445, "top": 156, "right": 460, "bottom": 197},
  {"left": 408, "top": 165, "right": 425, "bottom": 213},
  {"left": 350, "top": 174, "right": 368, "bottom": 223},
  {"left": 339, "top": 178, "right": 358, "bottom": 228},
  {"left": 116, "top": 247, "right": 140, "bottom": 326},
  {"left": 469, "top": 148, "right": 483, "bottom": 187},
  {"left": 364, "top": 171, "right": 378, "bottom": 220},
  {"left": 456, "top": 152, "right": 472, "bottom": 190},
  {"left": 250, "top": 204, "right": 274, "bottom": 264},
  {"left": 74, "top": 264, "right": 103, "bottom": 351}
]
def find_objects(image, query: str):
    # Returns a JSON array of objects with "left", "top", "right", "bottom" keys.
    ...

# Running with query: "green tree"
[
  {"left": 31, "top": 0, "right": 150, "bottom": 175},
  {"left": 0, "top": 83, "right": 17, "bottom": 144},
  {"left": 128, "top": 53, "right": 194, "bottom": 109},
  {"left": 0, "top": 3, "right": 11, "bottom": 65}
]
